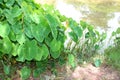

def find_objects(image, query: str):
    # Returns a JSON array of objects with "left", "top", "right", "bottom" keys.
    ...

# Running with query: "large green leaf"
[
  {"left": 25, "top": 40, "right": 38, "bottom": 61},
  {"left": 73, "top": 26, "right": 83, "bottom": 37},
  {"left": 45, "top": 14, "right": 59, "bottom": 39},
  {"left": 3, "top": 9, "right": 16, "bottom": 25},
  {"left": 17, "top": 44, "right": 26, "bottom": 62},
  {"left": 69, "top": 19, "right": 83, "bottom": 38},
  {"left": 0, "top": 22, "right": 10, "bottom": 38},
  {"left": 31, "top": 21, "right": 50, "bottom": 42},
  {"left": 51, "top": 50, "right": 61, "bottom": 59},
  {"left": 50, "top": 39, "right": 62, "bottom": 52},
  {"left": 11, "top": 5, "right": 22, "bottom": 18},
  {"left": 41, "top": 44, "right": 49, "bottom": 60},
  {"left": 16, "top": 33, "right": 26, "bottom": 44},
  {"left": 24, "top": 24, "right": 33, "bottom": 39},
  {"left": 34, "top": 47, "right": 42, "bottom": 61},
  {"left": 17, "top": 40, "right": 39, "bottom": 61},
  {"left": 30, "top": 13, "right": 40, "bottom": 24},
  {"left": 50, "top": 39, "right": 61, "bottom": 59},
  {"left": 2, "top": 37, "right": 13, "bottom": 54},
  {"left": 11, "top": 22, "right": 22, "bottom": 34},
  {"left": 69, "top": 32, "right": 78, "bottom": 42},
  {"left": 31, "top": 24, "right": 45, "bottom": 42}
]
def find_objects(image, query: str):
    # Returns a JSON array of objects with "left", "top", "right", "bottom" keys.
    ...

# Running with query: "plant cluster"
[
  {"left": 0, "top": 0, "right": 66, "bottom": 79},
  {"left": 66, "top": 19, "right": 106, "bottom": 64},
  {"left": 105, "top": 27, "right": 120, "bottom": 70},
  {"left": 0, "top": 0, "right": 108, "bottom": 79}
]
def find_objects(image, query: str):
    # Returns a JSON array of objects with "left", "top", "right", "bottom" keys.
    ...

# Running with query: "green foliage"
[
  {"left": 2, "top": 61, "right": 10, "bottom": 75},
  {"left": 105, "top": 27, "right": 120, "bottom": 70},
  {"left": 105, "top": 45, "right": 120, "bottom": 70},
  {"left": 68, "top": 18, "right": 83, "bottom": 42},
  {"left": 94, "top": 59, "right": 101, "bottom": 67},
  {"left": 0, "top": 0, "right": 67, "bottom": 78},
  {"left": 0, "top": 0, "right": 110, "bottom": 79},
  {"left": 68, "top": 54, "right": 76, "bottom": 68},
  {"left": 0, "top": 0, "right": 66, "bottom": 62},
  {"left": 67, "top": 19, "right": 106, "bottom": 62},
  {"left": 112, "top": 27, "right": 120, "bottom": 45},
  {"left": 20, "top": 66, "right": 31, "bottom": 80}
]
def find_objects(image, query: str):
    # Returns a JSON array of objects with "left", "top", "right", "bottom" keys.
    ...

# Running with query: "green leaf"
[
  {"left": 35, "top": 44, "right": 49, "bottom": 61},
  {"left": 8, "top": 30, "right": 16, "bottom": 41},
  {"left": 0, "top": 22, "right": 10, "bottom": 38},
  {"left": 41, "top": 44, "right": 49, "bottom": 60},
  {"left": 69, "top": 19, "right": 83, "bottom": 38},
  {"left": 95, "top": 44, "right": 99, "bottom": 50},
  {"left": 85, "top": 32, "right": 90, "bottom": 38},
  {"left": 5, "top": 0, "right": 15, "bottom": 7},
  {"left": 101, "top": 33, "right": 107, "bottom": 41},
  {"left": 33, "top": 68, "right": 41, "bottom": 78},
  {"left": 17, "top": 44, "right": 26, "bottom": 62},
  {"left": 3, "top": 65, "right": 10, "bottom": 75},
  {"left": 50, "top": 39, "right": 62, "bottom": 52},
  {"left": 20, "top": 66, "right": 31, "bottom": 80},
  {"left": 68, "top": 54, "right": 75, "bottom": 68},
  {"left": 30, "top": 13, "right": 40, "bottom": 24},
  {"left": 3, "top": 9, "right": 16, "bottom": 25},
  {"left": 24, "top": 25, "right": 33, "bottom": 39},
  {"left": 73, "top": 26, "right": 83, "bottom": 37},
  {"left": 16, "top": 0, "right": 22, "bottom": 6},
  {"left": 17, "top": 40, "right": 39, "bottom": 61},
  {"left": 51, "top": 51, "right": 61, "bottom": 59},
  {"left": 16, "top": 33, "right": 26, "bottom": 44},
  {"left": 45, "top": 14, "right": 59, "bottom": 39},
  {"left": 11, "top": 5, "right": 22, "bottom": 18},
  {"left": 112, "top": 31, "right": 116, "bottom": 36},
  {"left": 25, "top": 40, "right": 38, "bottom": 61},
  {"left": 94, "top": 59, "right": 101, "bottom": 67},
  {"left": 69, "top": 32, "right": 78, "bottom": 42},
  {"left": 11, "top": 22, "right": 22, "bottom": 34},
  {"left": 34, "top": 47, "right": 42, "bottom": 61},
  {"left": 88, "top": 25, "right": 94, "bottom": 31},
  {"left": 31, "top": 23, "right": 48, "bottom": 43},
  {"left": 2, "top": 37, "right": 12, "bottom": 54},
  {"left": 80, "top": 20, "right": 87, "bottom": 29},
  {"left": 11, "top": 44, "right": 19, "bottom": 56}
]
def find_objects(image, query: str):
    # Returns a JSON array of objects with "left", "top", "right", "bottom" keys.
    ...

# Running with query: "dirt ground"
[
  {"left": 38, "top": 64, "right": 120, "bottom": 80},
  {"left": 1, "top": 63, "right": 120, "bottom": 80}
]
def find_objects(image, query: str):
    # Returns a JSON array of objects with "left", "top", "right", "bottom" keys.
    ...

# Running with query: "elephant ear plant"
[
  {"left": 0, "top": 0, "right": 67, "bottom": 79},
  {"left": 66, "top": 19, "right": 107, "bottom": 64},
  {"left": 0, "top": 0, "right": 107, "bottom": 79},
  {"left": 0, "top": 0, "right": 66, "bottom": 61}
]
